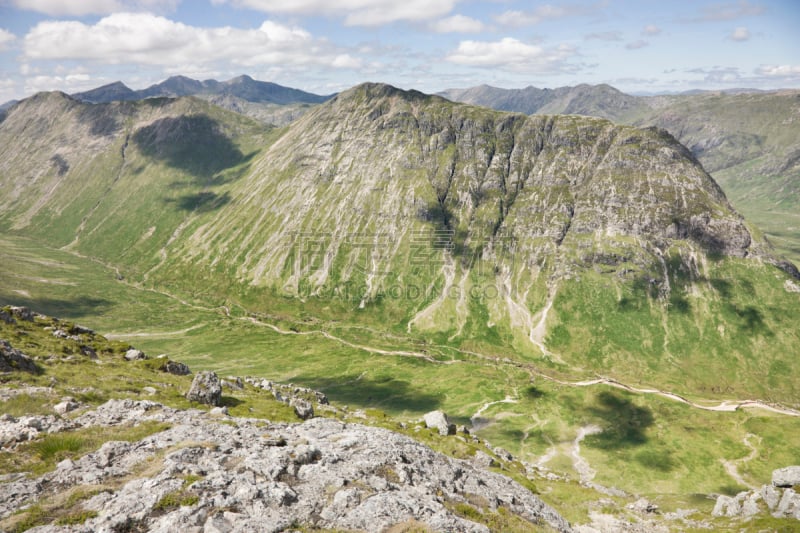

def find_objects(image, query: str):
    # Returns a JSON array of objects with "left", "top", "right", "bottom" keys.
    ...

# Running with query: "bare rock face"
[
  {"left": 185, "top": 371, "right": 222, "bottom": 406},
  {"left": 290, "top": 397, "right": 314, "bottom": 419},
  {"left": 0, "top": 399, "right": 573, "bottom": 532},
  {"left": 0, "top": 340, "right": 38, "bottom": 373},
  {"left": 773, "top": 466, "right": 800, "bottom": 488},
  {"left": 424, "top": 410, "right": 456, "bottom": 436}
]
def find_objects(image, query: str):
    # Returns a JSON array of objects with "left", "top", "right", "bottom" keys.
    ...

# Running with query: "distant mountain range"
[
  {"left": 437, "top": 83, "right": 646, "bottom": 122},
  {"left": 72, "top": 74, "right": 332, "bottom": 106}
]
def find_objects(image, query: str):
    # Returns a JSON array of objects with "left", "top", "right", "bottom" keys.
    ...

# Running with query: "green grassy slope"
[{"left": 2, "top": 237, "right": 800, "bottom": 531}]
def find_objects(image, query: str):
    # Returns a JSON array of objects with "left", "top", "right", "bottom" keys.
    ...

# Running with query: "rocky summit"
[{"left": 0, "top": 399, "right": 570, "bottom": 532}]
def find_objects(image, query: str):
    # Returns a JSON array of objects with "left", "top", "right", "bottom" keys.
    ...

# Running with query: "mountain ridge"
[{"left": 71, "top": 74, "right": 332, "bottom": 106}]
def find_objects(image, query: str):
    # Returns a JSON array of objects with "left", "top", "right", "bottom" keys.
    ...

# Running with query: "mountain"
[
  {"left": 72, "top": 81, "right": 138, "bottom": 104},
  {"left": 1, "top": 84, "right": 798, "bottom": 404},
  {"left": 3, "top": 84, "right": 800, "bottom": 530},
  {"left": 439, "top": 84, "right": 800, "bottom": 264},
  {"left": 70, "top": 74, "right": 331, "bottom": 126},
  {"left": 73, "top": 74, "right": 331, "bottom": 106},
  {"left": 438, "top": 83, "right": 647, "bottom": 122},
  {"left": 628, "top": 90, "right": 800, "bottom": 264}
]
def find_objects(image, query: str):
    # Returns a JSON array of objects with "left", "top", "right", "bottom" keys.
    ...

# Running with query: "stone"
[
  {"left": 79, "top": 345, "right": 98, "bottom": 359},
  {"left": 69, "top": 324, "right": 95, "bottom": 335},
  {"left": 0, "top": 310, "right": 15, "bottom": 324},
  {"left": 423, "top": 410, "right": 455, "bottom": 436},
  {"left": 290, "top": 398, "right": 314, "bottom": 420},
  {"left": 209, "top": 406, "right": 229, "bottom": 416},
  {"left": 54, "top": 398, "right": 80, "bottom": 415},
  {"left": 163, "top": 360, "right": 191, "bottom": 375},
  {"left": 776, "top": 488, "right": 800, "bottom": 519},
  {"left": 0, "top": 339, "right": 39, "bottom": 373},
  {"left": 712, "top": 495, "right": 739, "bottom": 517},
  {"left": 185, "top": 371, "right": 222, "bottom": 406},
  {"left": 472, "top": 450, "right": 497, "bottom": 469},
  {"left": 740, "top": 492, "right": 761, "bottom": 517},
  {"left": 124, "top": 349, "right": 147, "bottom": 361},
  {"left": 762, "top": 484, "right": 781, "bottom": 510},
  {"left": 9, "top": 306, "right": 34, "bottom": 321},
  {"left": 772, "top": 466, "right": 800, "bottom": 488},
  {"left": 627, "top": 497, "right": 659, "bottom": 514}
]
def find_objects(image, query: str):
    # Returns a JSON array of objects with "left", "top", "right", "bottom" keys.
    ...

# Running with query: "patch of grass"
[
  {"left": 33, "top": 434, "right": 85, "bottom": 460},
  {"left": 55, "top": 510, "right": 98, "bottom": 526},
  {"left": 0, "top": 393, "right": 53, "bottom": 417},
  {"left": 153, "top": 490, "right": 199, "bottom": 512},
  {"left": 0, "top": 421, "right": 171, "bottom": 476}
]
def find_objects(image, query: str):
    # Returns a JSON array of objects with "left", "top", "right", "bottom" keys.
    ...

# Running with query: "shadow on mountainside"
[
  {"left": 164, "top": 191, "right": 232, "bottom": 212},
  {"left": 583, "top": 390, "right": 654, "bottom": 449},
  {"left": 295, "top": 373, "right": 442, "bottom": 414},
  {"left": 132, "top": 115, "right": 255, "bottom": 182},
  {"left": 0, "top": 296, "right": 112, "bottom": 319}
]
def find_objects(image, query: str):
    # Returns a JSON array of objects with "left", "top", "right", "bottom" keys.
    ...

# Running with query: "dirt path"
[
  {"left": 52, "top": 247, "right": 800, "bottom": 421},
  {"left": 720, "top": 433, "right": 760, "bottom": 489},
  {"left": 105, "top": 324, "right": 205, "bottom": 339},
  {"left": 470, "top": 395, "right": 519, "bottom": 431}
]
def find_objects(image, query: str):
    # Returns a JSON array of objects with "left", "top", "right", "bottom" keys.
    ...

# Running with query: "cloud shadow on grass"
[{"left": 294, "top": 373, "right": 442, "bottom": 414}]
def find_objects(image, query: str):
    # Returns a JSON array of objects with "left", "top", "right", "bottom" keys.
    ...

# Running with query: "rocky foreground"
[{"left": 0, "top": 397, "right": 571, "bottom": 532}]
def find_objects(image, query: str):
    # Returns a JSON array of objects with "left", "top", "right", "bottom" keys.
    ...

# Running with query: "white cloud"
[
  {"left": 494, "top": 4, "right": 591, "bottom": 28},
  {"left": 23, "top": 73, "right": 96, "bottom": 95},
  {"left": 215, "top": 0, "right": 458, "bottom": 26},
  {"left": 0, "top": 28, "right": 16, "bottom": 51},
  {"left": 446, "top": 37, "right": 578, "bottom": 73},
  {"left": 688, "top": 0, "right": 766, "bottom": 22},
  {"left": 10, "top": 0, "right": 180, "bottom": 16},
  {"left": 22, "top": 13, "right": 360, "bottom": 71},
  {"left": 755, "top": 65, "right": 800, "bottom": 77},
  {"left": 729, "top": 26, "right": 750, "bottom": 41},
  {"left": 625, "top": 39, "right": 649, "bottom": 50},
  {"left": 642, "top": 24, "right": 661, "bottom": 36},
  {"left": 430, "top": 15, "right": 484, "bottom": 33},
  {"left": 585, "top": 31, "right": 622, "bottom": 41}
]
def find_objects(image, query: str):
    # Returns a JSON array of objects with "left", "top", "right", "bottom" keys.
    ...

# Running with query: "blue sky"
[{"left": 0, "top": 0, "right": 798, "bottom": 102}]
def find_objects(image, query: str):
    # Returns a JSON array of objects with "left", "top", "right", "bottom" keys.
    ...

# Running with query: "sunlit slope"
[{"left": 0, "top": 84, "right": 798, "bottom": 404}]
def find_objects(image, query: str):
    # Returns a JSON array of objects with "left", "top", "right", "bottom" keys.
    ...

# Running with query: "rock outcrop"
[
  {"left": 185, "top": 371, "right": 222, "bottom": 406},
  {"left": 424, "top": 410, "right": 456, "bottom": 436},
  {"left": 0, "top": 399, "right": 572, "bottom": 532},
  {"left": 773, "top": 466, "right": 800, "bottom": 488},
  {"left": 713, "top": 466, "right": 800, "bottom": 520},
  {"left": 0, "top": 339, "right": 38, "bottom": 373}
]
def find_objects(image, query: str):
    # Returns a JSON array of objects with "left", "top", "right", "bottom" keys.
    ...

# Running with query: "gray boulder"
[
  {"left": 290, "top": 398, "right": 314, "bottom": 420},
  {"left": 9, "top": 306, "right": 33, "bottom": 321},
  {"left": 54, "top": 398, "right": 80, "bottom": 415},
  {"left": 772, "top": 466, "right": 800, "bottom": 488},
  {"left": 424, "top": 410, "right": 455, "bottom": 436},
  {"left": 0, "top": 340, "right": 38, "bottom": 373},
  {"left": 185, "top": 371, "right": 222, "bottom": 406},
  {"left": 776, "top": 488, "right": 800, "bottom": 519},
  {"left": 163, "top": 360, "right": 191, "bottom": 375},
  {"left": 124, "top": 349, "right": 147, "bottom": 361}
]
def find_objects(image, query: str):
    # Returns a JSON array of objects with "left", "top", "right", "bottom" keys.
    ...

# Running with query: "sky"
[{"left": 0, "top": 0, "right": 798, "bottom": 103}]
